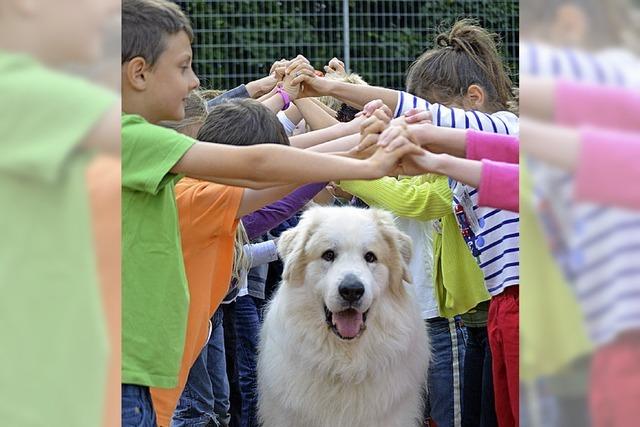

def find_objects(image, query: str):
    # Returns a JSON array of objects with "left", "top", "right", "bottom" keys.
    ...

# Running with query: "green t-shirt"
[
  {"left": 121, "top": 114, "right": 196, "bottom": 388},
  {"left": 0, "top": 51, "right": 116, "bottom": 426}
]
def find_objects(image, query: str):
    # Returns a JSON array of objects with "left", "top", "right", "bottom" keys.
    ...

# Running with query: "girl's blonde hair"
[
  {"left": 406, "top": 19, "right": 516, "bottom": 113},
  {"left": 232, "top": 222, "right": 251, "bottom": 281}
]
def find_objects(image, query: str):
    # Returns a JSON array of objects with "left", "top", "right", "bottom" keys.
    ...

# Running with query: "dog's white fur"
[{"left": 258, "top": 206, "right": 429, "bottom": 427}]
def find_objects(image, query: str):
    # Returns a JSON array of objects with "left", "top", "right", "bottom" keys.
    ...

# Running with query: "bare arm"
[
  {"left": 83, "top": 103, "right": 121, "bottom": 155},
  {"left": 291, "top": 74, "right": 398, "bottom": 111},
  {"left": 293, "top": 98, "right": 339, "bottom": 130},
  {"left": 245, "top": 74, "right": 278, "bottom": 98},
  {"left": 238, "top": 184, "right": 300, "bottom": 217},
  {"left": 311, "top": 98, "right": 338, "bottom": 118},
  {"left": 170, "top": 141, "right": 423, "bottom": 188},
  {"left": 289, "top": 117, "right": 362, "bottom": 149},
  {"left": 520, "top": 118, "right": 580, "bottom": 170},
  {"left": 306, "top": 133, "right": 360, "bottom": 153}
]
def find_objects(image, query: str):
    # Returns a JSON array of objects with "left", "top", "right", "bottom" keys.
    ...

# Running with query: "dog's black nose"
[{"left": 338, "top": 274, "right": 365, "bottom": 303}]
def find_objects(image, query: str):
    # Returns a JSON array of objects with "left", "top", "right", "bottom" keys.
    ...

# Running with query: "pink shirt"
[
  {"left": 466, "top": 129, "right": 519, "bottom": 212},
  {"left": 575, "top": 127, "right": 640, "bottom": 210},
  {"left": 556, "top": 80, "right": 640, "bottom": 209}
]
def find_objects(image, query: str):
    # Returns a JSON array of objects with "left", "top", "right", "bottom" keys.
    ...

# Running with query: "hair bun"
[{"left": 435, "top": 33, "right": 451, "bottom": 48}]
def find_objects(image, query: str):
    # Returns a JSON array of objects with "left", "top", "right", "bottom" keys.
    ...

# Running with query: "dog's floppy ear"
[
  {"left": 277, "top": 217, "right": 314, "bottom": 284},
  {"left": 371, "top": 208, "right": 413, "bottom": 290},
  {"left": 396, "top": 230, "right": 413, "bottom": 284}
]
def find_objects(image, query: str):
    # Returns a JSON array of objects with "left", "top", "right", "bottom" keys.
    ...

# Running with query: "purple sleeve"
[
  {"left": 241, "top": 182, "right": 327, "bottom": 239},
  {"left": 478, "top": 160, "right": 519, "bottom": 212},
  {"left": 466, "top": 129, "right": 519, "bottom": 163}
]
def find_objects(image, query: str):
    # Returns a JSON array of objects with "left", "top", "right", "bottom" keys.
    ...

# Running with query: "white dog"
[{"left": 257, "top": 206, "right": 429, "bottom": 427}]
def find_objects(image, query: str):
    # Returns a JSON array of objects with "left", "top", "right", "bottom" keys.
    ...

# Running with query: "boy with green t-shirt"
[
  {"left": 0, "top": 1, "right": 120, "bottom": 426},
  {"left": 121, "top": 0, "right": 423, "bottom": 423}
]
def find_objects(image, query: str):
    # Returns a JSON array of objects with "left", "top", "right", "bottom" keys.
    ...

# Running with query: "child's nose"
[{"left": 190, "top": 70, "right": 200, "bottom": 90}]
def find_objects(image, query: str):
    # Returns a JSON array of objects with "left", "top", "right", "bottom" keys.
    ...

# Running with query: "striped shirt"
[
  {"left": 522, "top": 40, "right": 640, "bottom": 345},
  {"left": 395, "top": 91, "right": 520, "bottom": 296}
]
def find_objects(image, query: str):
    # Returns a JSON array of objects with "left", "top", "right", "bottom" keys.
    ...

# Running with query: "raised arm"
[
  {"left": 291, "top": 73, "right": 399, "bottom": 111},
  {"left": 170, "top": 140, "right": 422, "bottom": 189}
]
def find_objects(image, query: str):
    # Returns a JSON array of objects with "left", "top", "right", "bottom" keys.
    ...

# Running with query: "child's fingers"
[
  {"left": 390, "top": 138, "right": 424, "bottom": 157},
  {"left": 290, "top": 71, "right": 316, "bottom": 86},
  {"left": 360, "top": 116, "right": 386, "bottom": 137},
  {"left": 356, "top": 133, "right": 379, "bottom": 152},
  {"left": 362, "top": 99, "right": 385, "bottom": 117},
  {"left": 405, "top": 109, "right": 433, "bottom": 124},
  {"left": 386, "top": 133, "right": 417, "bottom": 152},
  {"left": 378, "top": 124, "right": 405, "bottom": 147},
  {"left": 371, "top": 109, "right": 391, "bottom": 124},
  {"left": 380, "top": 104, "right": 393, "bottom": 120},
  {"left": 285, "top": 56, "right": 310, "bottom": 74},
  {"left": 328, "top": 57, "right": 345, "bottom": 72}
]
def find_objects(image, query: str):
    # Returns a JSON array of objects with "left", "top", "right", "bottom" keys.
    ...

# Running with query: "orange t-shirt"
[
  {"left": 151, "top": 177, "right": 244, "bottom": 426},
  {"left": 87, "top": 156, "right": 120, "bottom": 427}
]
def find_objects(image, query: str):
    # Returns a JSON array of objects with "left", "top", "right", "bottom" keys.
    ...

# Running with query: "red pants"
[
  {"left": 590, "top": 331, "right": 640, "bottom": 427},
  {"left": 488, "top": 286, "right": 519, "bottom": 427}
]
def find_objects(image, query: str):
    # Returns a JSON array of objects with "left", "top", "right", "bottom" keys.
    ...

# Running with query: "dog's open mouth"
[{"left": 324, "top": 305, "right": 368, "bottom": 340}]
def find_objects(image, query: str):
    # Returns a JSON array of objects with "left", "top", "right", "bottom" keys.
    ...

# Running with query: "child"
[
  {"left": 0, "top": 1, "right": 120, "bottom": 426},
  {"left": 295, "top": 20, "right": 519, "bottom": 426},
  {"left": 121, "top": 3, "right": 423, "bottom": 423},
  {"left": 152, "top": 96, "right": 327, "bottom": 427}
]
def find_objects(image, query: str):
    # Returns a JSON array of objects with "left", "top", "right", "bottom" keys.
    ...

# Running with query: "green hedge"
[{"left": 174, "top": 0, "right": 518, "bottom": 91}]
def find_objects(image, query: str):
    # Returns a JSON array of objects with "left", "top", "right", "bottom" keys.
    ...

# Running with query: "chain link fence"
[{"left": 174, "top": 0, "right": 519, "bottom": 91}]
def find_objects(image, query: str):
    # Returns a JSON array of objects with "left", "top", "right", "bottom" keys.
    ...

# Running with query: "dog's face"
[{"left": 277, "top": 206, "right": 412, "bottom": 341}]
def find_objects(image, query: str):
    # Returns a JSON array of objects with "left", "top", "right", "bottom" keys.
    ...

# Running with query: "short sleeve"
[
  {"left": 122, "top": 115, "right": 196, "bottom": 194},
  {"left": 175, "top": 178, "right": 244, "bottom": 239},
  {"left": 0, "top": 52, "right": 117, "bottom": 182}
]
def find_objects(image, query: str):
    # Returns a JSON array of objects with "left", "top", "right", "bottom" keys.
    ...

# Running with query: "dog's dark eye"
[
  {"left": 322, "top": 250, "right": 336, "bottom": 262},
  {"left": 364, "top": 251, "right": 377, "bottom": 263}
]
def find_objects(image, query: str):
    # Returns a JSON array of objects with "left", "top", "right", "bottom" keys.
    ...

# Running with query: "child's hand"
[
  {"left": 378, "top": 123, "right": 412, "bottom": 151},
  {"left": 358, "top": 99, "right": 393, "bottom": 119},
  {"left": 398, "top": 148, "right": 441, "bottom": 176},
  {"left": 356, "top": 109, "right": 391, "bottom": 152},
  {"left": 404, "top": 108, "right": 433, "bottom": 124},
  {"left": 270, "top": 58, "right": 289, "bottom": 81},
  {"left": 282, "top": 62, "right": 315, "bottom": 100},
  {"left": 324, "top": 57, "right": 346, "bottom": 75},
  {"left": 367, "top": 140, "right": 424, "bottom": 177}
]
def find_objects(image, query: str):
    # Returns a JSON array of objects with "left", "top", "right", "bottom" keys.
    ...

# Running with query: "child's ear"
[
  {"left": 465, "top": 84, "right": 485, "bottom": 110},
  {"left": 123, "top": 57, "right": 149, "bottom": 91}
]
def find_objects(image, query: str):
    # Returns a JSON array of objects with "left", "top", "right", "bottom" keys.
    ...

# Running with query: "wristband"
[{"left": 275, "top": 86, "right": 291, "bottom": 111}]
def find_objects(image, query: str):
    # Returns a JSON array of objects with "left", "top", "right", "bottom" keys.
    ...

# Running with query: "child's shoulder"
[
  {"left": 0, "top": 50, "right": 114, "bottom": 103},
  {"left": 122, "top": 114, "right": 195, "bottom": 147}
]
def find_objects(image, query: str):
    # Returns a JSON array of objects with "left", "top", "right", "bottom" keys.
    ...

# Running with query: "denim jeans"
[
  {"left": 172, "top": 308, "right": 227, "bottom": 427},
  {"left": 122, "top": 384, "right": 157, "bottom": 427},
  {"left": 462, "top": 326, "right": 498, "bottom": 427},
  {"left": 425, "top": 317, "right": 467, "bottom": 427},
  {"left": 235, "top": 295, "right": 266, "bottom": 427},
  {"left": 222, "top": 302, "right": 242, "bottom": 427},
  {"left": 208, "top": 308, "right": 231, "bottom": 425}
]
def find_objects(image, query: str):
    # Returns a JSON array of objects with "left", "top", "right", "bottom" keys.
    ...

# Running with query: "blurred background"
[{"left": 173, "top": 0, "right": 519, "bottom": 90}]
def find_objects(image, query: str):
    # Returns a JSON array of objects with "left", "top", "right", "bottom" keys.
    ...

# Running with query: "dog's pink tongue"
[{"left": 333, "top": 309, "right": 363, "bottom": 338}]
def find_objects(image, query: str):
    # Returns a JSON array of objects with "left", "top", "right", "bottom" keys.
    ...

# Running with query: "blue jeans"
[
  {"left": 207, "top": 308, "right": 231, "bottom": 425},
  {"left": 462, "top": 326, "right": 497, "bottom": 427},
  {"left": 172, "top": 308, "right": 227, "bottom": 427},
  {"left": 425, "top": 317, "right": 467, "bottom": 427},
  {"left": 235, "top": 295, "right": 265, "bottom": 427},
  {"left": 122, "top": 384, "right": 157, "bottom": 427}
]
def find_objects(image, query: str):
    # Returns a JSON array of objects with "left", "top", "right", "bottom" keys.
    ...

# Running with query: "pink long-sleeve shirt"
[
  {"left": 465, "top": 129, "right": 519, "bottom": 212},
  {"left": 556, "top": 80, "right": 640, "bottom": 209}
]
